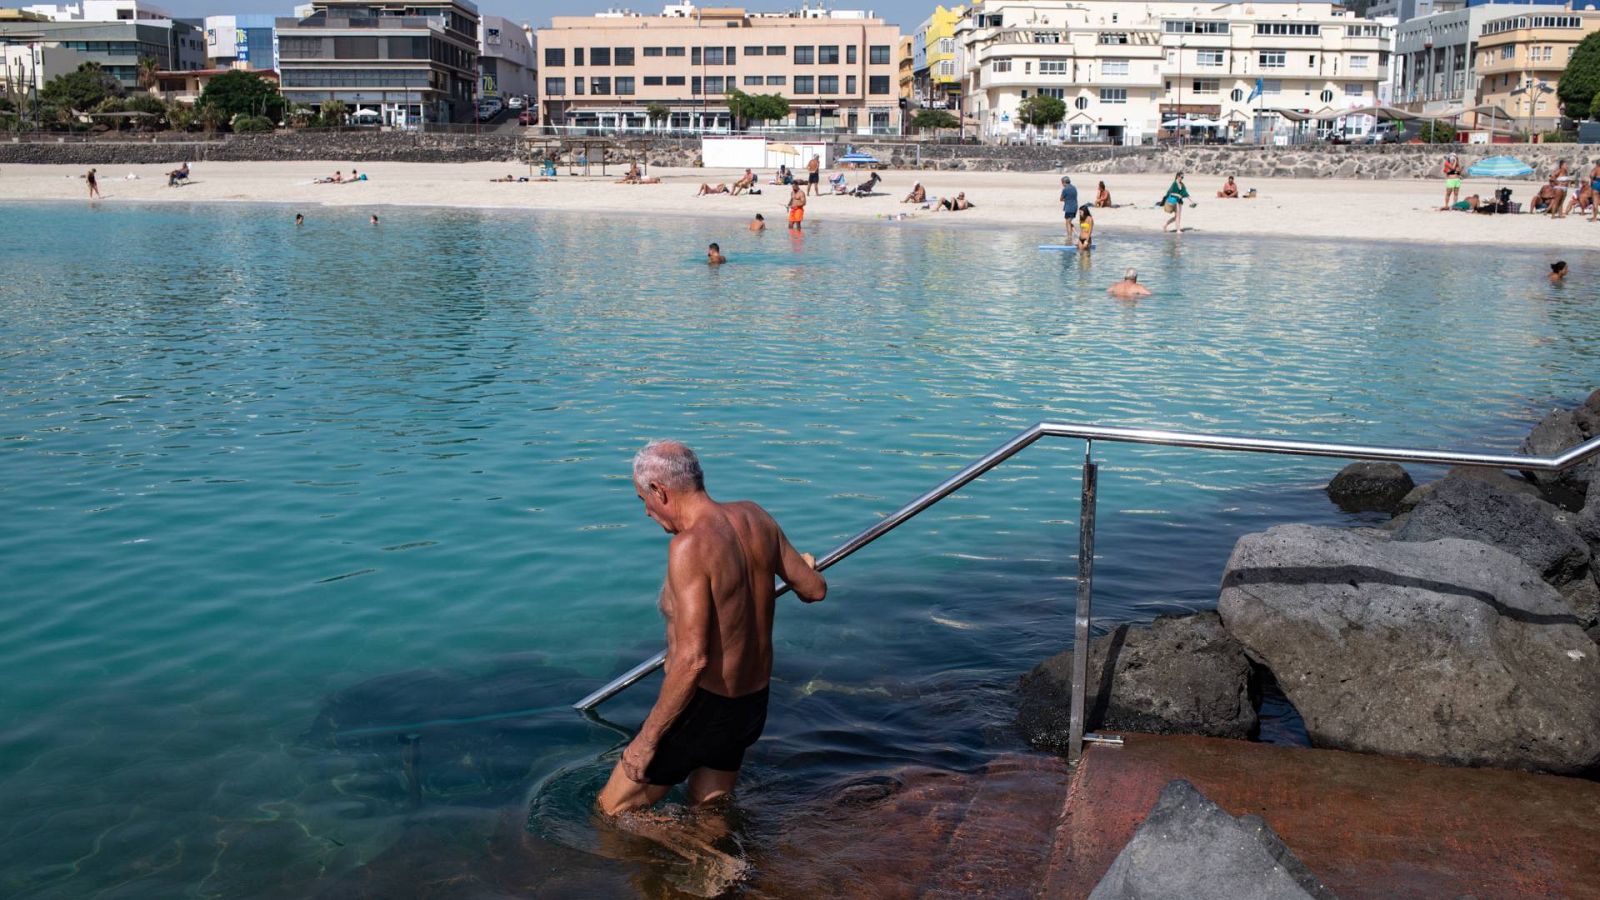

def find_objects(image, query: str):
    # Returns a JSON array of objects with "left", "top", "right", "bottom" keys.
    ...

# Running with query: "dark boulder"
[
  {"left": 1574, "top": 389, "right": 1600, "bottom": 438},
  {"left": 1218, "top": 524, "right": 1600, "bottom": 774},
  {"left": 1392, "top": 474, "right": 1590, "bottom": 586},
  {"left": 1088, "top": 779, "right": 1335, "bottom": 900},
  {"left": 1519, "top": 408, "right": 1594, "bottom": 504},
  {"left": 1325, "top": 462, "right": 1414, "bottom": 513},
  {"left": 1018, "top": 611, "right": 1256, "bottom": 750},
  {"left": 1396, "top": 466, "right": 1541, "bottom": 515}
]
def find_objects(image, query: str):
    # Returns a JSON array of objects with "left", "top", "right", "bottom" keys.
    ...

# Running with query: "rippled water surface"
[{"left": 2, "top": 201, "right": 1597, "bottom": 897}]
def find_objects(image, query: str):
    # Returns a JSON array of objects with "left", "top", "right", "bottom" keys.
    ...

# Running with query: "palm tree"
[
  {"left": 196, "top": 101, "right": 224, "bottom": 136},
  {"left": 320, "top": 99, "right": 349, "bottom": 127},
  {"left": 136, "top": 56, "right": 160, "bottom": 92}
]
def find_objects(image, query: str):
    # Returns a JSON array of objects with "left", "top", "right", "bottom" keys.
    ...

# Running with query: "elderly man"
[
  {"left": 1108, "top": 267, "right": 1152, "bottom": 299},
  {"left": 597, "top": 440, "right": 827, "bottom": 816}
]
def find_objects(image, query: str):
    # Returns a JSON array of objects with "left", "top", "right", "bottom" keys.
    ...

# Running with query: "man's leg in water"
[
  {"left": 597, "top": 759, "right": 671, "bottom": 816},
  {"left": 687, "top": 767, "right": 739, "bottom": 806}
]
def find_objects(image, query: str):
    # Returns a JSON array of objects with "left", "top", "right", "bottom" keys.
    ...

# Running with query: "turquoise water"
[{"left": 1, "top": 201, "right": 1596, "bottom": 897}]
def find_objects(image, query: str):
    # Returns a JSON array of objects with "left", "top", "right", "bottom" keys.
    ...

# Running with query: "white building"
[
  {"left": 20, "top": 0, "right": 173, "bottom": 21},
  {"left": 479, "top": 14, "right": 534, "bottom": 104},
  {"left": 956, "top": 0, "right": 1391, "bottom": 143}
]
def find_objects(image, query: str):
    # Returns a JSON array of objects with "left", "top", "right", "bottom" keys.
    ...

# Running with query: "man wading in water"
[{"left": 598, "top": 440, "right": 826, "bottom": 837}]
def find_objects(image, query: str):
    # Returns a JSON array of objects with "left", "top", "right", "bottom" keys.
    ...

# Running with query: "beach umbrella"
[
  {"left": 352, "top": 108, "right": 380, "bottom": 119},
  {"left": 836, "top": 151, "right": 880, "bottom": 167},
  {"left": 1466, "top": 156, "right": 1533, "bottom": 178},
  {"left": 767, "top": 141, "right": 799, "bottom": 155}
]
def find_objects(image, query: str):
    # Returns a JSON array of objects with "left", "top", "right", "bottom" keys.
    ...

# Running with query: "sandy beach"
[{"left": 5, "top": 160, "right": 1599, "bottom": 250}]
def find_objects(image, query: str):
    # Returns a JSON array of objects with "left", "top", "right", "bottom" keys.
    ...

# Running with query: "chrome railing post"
[{"left": 1067, "top": 441, "right": 1098, "bottom": 763}]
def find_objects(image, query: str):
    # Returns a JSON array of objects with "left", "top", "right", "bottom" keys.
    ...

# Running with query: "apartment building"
[
  {"left": 536, "top": 2, "right": 901, "bottom": 133},
  {"left": 203, "top": 14, "right": 276, "bottom": 70},
  {"left": 479, "top": 13, "right": 533, "bottom": 104},
  {"left": 1393, "top": 1, "right": 1566, "bottom": 114},
  {"left": 275, "top": 0, "right": 480, "bottom": 126},
  {"left": 1473, "top": 9, "right": 1600, "bottom": 130},
  {"left": 0, "top": 14, "right": 203, "bottom": 89},
  {"left": 911, "top": 4, "right": 962, "bottom": 108},
  {"left": 957, "top": 0, "right": 1390, "bottom": 143},
  {"left": 897, "top": 32, "right": 911, "bottom": 99}
]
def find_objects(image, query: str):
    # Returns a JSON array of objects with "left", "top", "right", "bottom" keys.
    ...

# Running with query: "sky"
[{"left": 156, "top": 0, "right": 930, "bottom": 30}]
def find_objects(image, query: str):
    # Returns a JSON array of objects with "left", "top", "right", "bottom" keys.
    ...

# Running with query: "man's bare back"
[{"left": 599, "top": 441, "right": 825, "bottom": 818}]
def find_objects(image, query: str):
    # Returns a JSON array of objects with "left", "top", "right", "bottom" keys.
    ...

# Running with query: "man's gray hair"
[
  {"left": 1061, "top": 175, "right": 1071, "bottom": 184},
  {"left": 1124, "top": 267, "right": 1138, "bottom": 281},
  {"left": 633, "top": 440, "right": 705, "bottom": 492}
]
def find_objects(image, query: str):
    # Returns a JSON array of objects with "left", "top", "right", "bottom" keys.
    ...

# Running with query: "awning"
[{"left": 1338, "top": 105, "right": 1421, "bottom": 122}]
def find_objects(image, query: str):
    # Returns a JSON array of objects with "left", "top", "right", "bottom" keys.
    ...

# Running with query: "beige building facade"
[
  {"left": 1474, "top": 10, "right": 1600, "bottom": 132},
  {"left": 957, "top": 0, "right": 1389, "bottom": 143},
  {"left": 536, "top": 3, "right": 901, "bottom": 133}
]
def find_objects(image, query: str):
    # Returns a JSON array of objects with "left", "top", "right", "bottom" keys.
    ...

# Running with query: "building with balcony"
[
  {"left": 21, "top": 0, "right": 172, "bottom": 22},
  {"left": 956, "top": 0, "right": 1390, "bottom": 143},
  {"left": 275, "top": 0, "right": 481, "bottom": 126},
  {"left": 203, "top": 14, "right": 277, "bottom": 70},
  {"left": 1473, "top": 9, "right": 1600, "bottom": 131},
  {"left": 912, "top": 4, "right": 963, "bottom": 108},
  {"left": 479, "top": 14, "right": 533, "bottom": 105},
  {"left": 0, "top": 15, "right": 202, "bottom": 90},
  {"left": 1392, "top": 1, "right": 1568, "bottom": 114},
  {"left": 535, "top": 2, "right": 901, "bottom": 133},
  {"left": 149, "top": 65, "right": 279, "bottom": 105},
  {"left": 897, "top": 32, "right": 912, "bottom": 99}
]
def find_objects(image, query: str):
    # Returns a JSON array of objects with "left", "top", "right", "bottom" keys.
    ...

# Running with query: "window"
[
  {"left": 846, "top": 45, "right": 857, "bottom": 64},
  {"left": 591, "top": 47, "right": 610, "bottom": 66},
  {"left": 1262, "top": 79, "right": 1282, "bottom": 95},
  {"left": 766, "top": 75, "right": 786, "bottom": 85},
  {"left": 767, "top": 45, "right": 784, "bottom": 55},
  {"left": 1074, "top": 95, "right": 1089, "bottom": 109},
  {"left": 1230, "top": 87, "right": 1244, "bottom": 101},
  {"left": 644, "top": 46, "right": 663, "bottom": 57},
  {"left": 590, "top": 76, "right": 610, "bottom": 94},
  {"left": 1501, "top": 46, "right": 1515, "bottom": 60},
  {"left": 938, "top": 37, "right": 954, "bottom": 54},
  {"left": 573, "top": 77, "right": 584, "bottom": 95},
  {"left": 744, "top": 75, "right": 764, "bottom": 86},
  {"left": 1255, "top": 23, "right": 1320, "bottom": 36},
  {"left": 615, "top": 47, "right": 635, "bottom": 65},
  {"left": 644, "top": 75, "right": 663, "bottom": 85},
  {"left": 574, "top": 48, "right": 584, "bottom": 66},
  {"left": 937, "top": 60, "right": 955, "bottom": 76},
  {"left": 332, "top": 36, "right": 379, "bottom": 58},
  {"left": 1259, "top": 51, "right": 1285, "bottom": 69},
  {"left": 1099, "top": 87, "right": 1127, "bottom": 103},
  {"left": 1193, "top": 79, "right": 1219, "bottom": 94},
  {"left": 543, "top": 77, "right": 566, "bottom": 96},
  {"left": 666, "top": 75, "right": 686, "bottom": 85},
  {"left": 794, "top": 75, "right": 815, "bottom": 93},
  {"left": 1319, "top": 89, "right": 1333, "bottom": 102},
  {"left": 818, "top": 75, "right": 839, "bottom": 93},
  {"left": 993, "top": 59, "right": 1012, "bottom": 73},
  {"left": 1164, "top": 20, "right": 1228, "bottom": 34},
  {"left": 1197, "top": 49, "right": 1223, "bottom": 66},
  {"left": 870, "top": 44, "right": 890, "bottom": 64},
  {"left": 691, "top": 76, "right": 700, "bottom": 94},
  {"left": 1350, "top": 54, "right": 1368, "bottom": 69},
  {"left": 1098, "top": 33, "right": 1129, "bottom": 45},
  {"left": 1346, "top": 84, "right": 1364, "bottom": 96},
  {"left": 794, "top": 45, "right": 814, "bottom": 64},
  {"left": 1041, "top": 87, "right": 1064, "bottom": 98},
  {"left": 616, "top": 76, "right": 635, "bottom": 95},
  {"left": 705, "top": 47, "right": 724, "bottom": 64},
  {"left": 745, "top": 45, "right": 763, "bottom": 55},
  {"left": 705, "top": 76, "right": 724, "bottom": 94},
  {"left": 387, "top": 36, "right": 429, "bottom": 59},
  {"left": 1099, "top": 59, "right": 1127, "bottom": 76},
  {"left": 691, "top": 47, "right": 701, "bottom": 64},
  {"left": 666, "top": 46, "right": 686, "bottom": 57},
  {"left": 846, "top": 75, "right": 857, "bottom": 93},
  {"left": 544, "top": 47, "right": 565, "bottom": 66},
  {"left": 819, "top": 45, "right": 839, "bottom": 64}
]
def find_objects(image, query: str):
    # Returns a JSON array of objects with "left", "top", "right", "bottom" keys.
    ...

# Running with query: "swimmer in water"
[
  {"left": 749, "top": 214, "right": 765, "bottom": 232},
  {"left": 707, "top": 242, "right": 726, "bottom": 265},
  {"left": 1550, "top": 260, "right": 1568, "bottom": 284},
  {"left": 1108, "top": 267, "right": 1151, "bottom": 299}
]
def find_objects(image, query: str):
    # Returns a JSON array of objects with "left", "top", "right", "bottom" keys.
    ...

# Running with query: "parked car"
[
  {"left": 506, "top": 95, "right": 524, "bottom": 110},
  {"left": 476, "top": 98, "right": 503, "bottom": 121},
  {"left": 518, "top": 109, "right": 535, "bottom": 126}
]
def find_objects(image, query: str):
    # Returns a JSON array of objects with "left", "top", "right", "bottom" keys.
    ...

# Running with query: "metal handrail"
[{"left": 573, "top": 420, "right": 1600, "bottom": 751}]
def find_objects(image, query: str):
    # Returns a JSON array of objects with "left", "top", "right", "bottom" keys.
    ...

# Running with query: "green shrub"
[
  {"left": 231, "top": 115, "right": 274, "bottom": 133},
  {"left": 1540, "top": 129, "right": 1576, "bottom": 143}
]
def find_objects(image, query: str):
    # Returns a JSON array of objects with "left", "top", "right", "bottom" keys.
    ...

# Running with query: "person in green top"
[{"left": 1161, "top": 171, "right": 1192, "bottom": 233}]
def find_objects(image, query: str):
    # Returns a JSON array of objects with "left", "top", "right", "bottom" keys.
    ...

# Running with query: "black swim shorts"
[
  {"left": 808, "top": 171, "right": 820, "bottom": 184},
  {"left": 642, "top": 686, "right": 769, "bottom": 786}
]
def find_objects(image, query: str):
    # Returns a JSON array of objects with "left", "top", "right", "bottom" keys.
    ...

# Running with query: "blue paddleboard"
[{"left": 1038, "top": 244, "right": 1078, "bottom": 251}]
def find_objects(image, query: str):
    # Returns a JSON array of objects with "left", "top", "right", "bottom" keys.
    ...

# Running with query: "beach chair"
[{"left": 828, "top": 173, "right": 848, "bottom": 194}]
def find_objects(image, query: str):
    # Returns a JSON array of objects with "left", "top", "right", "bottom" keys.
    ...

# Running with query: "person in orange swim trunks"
[{"left": 787, "top": 183, "right": 807, "bottom": 230}]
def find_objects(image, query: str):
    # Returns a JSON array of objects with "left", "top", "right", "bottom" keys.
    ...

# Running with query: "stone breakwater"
[
  {"left": 1020, "top": 389, "right": 1600, "bottom": 777},
  {"left": 2, "top": 131, "right": 1581, "bottom": 179}
]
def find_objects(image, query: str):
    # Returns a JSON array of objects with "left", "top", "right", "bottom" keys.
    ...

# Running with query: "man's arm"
[
  {"left": 620, "top": 536, "right": 714, "bottom": 783},
  {"left": 775, "top": 526, "right": 827, "bottom": 603}
]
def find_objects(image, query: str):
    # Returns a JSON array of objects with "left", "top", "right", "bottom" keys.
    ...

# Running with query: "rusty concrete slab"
[{"left": 1044, "top": 733, "right": 1600, "bottom": 900}]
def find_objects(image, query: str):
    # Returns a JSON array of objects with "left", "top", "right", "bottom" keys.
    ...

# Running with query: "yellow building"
[
  {"left": 1475, "top": 10, "right": 1600, "bottom": 132},
  {"left": 914, "top": 4, "right": 965, "bottom": 108}
]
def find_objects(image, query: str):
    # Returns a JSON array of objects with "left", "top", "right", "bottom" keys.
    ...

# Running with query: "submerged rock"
[
  {"left": 1218, "top": 524, "right": 1600, "bottom": 774},
  {"left": 1396, "top": 466, "right": 1540, "bottom": 514},
  {"left": 1088, "top": 779, "right": 1335, "bottom": 900},
  {"left": 1018, "top": 611, "right": 1256, "bottom": 750},
  {"left": 1392, "top": 475, "right": 1591, "bottom": 586},
  {"left": 1325, "top": 462, "right": 1414, "bottom": 514}
]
